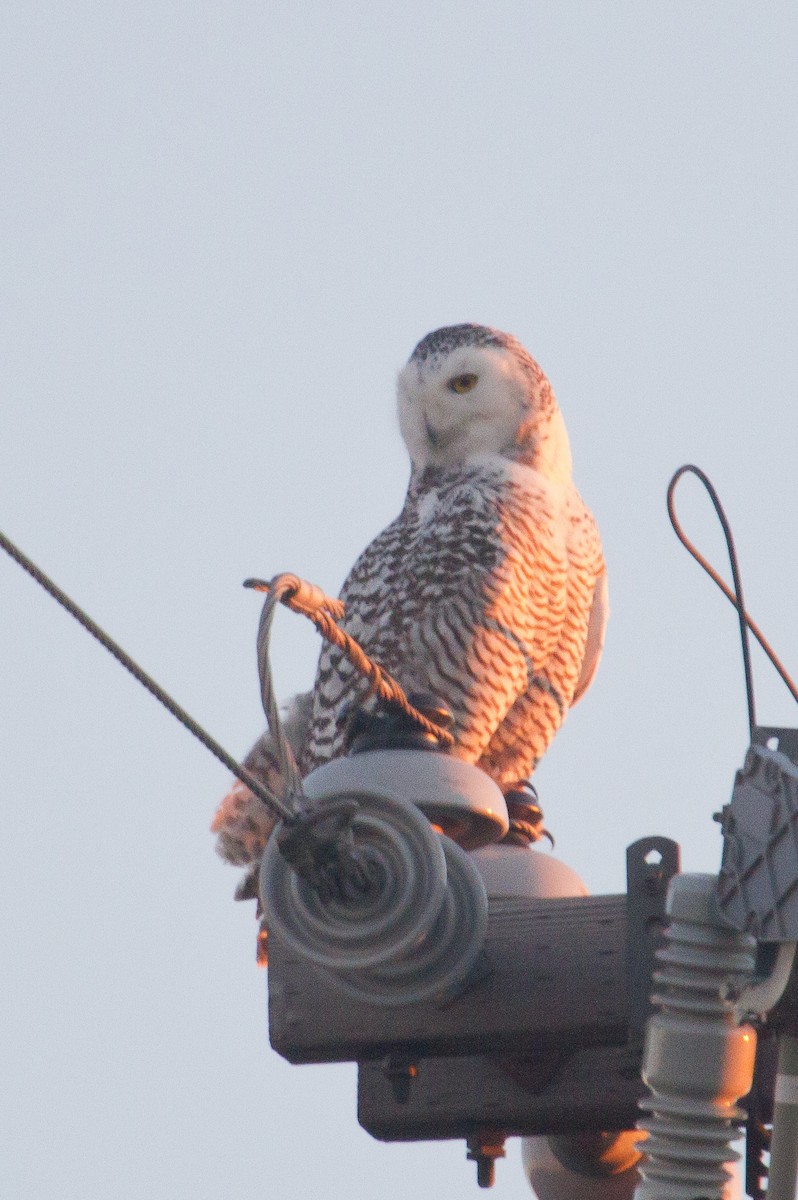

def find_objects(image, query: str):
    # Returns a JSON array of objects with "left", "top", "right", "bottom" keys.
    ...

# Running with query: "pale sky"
[{"left": 2, "top": 4, "right": 798, "bottom": 1198}]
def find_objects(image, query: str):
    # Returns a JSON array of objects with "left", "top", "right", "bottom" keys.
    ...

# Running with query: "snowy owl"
[{"left": 212, "top": 324, "right": 607, "bottom": 869}]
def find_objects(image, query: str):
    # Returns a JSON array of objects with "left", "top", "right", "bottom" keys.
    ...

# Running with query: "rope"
[{"left": 244, "top": 573, "right": 455, "bottom": 748}]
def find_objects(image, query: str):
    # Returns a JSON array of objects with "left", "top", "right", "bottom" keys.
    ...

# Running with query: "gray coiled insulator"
[
  {"left": 634, "top": 873, "right": 757, "bottom": 1200},
  {"left": 260, "top": 789, "right": 488, "bottom": 1006}
]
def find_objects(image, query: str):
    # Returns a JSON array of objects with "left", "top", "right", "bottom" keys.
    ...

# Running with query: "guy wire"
[{"left": 0, "top": 528, "right": 292, "bottom": 823}]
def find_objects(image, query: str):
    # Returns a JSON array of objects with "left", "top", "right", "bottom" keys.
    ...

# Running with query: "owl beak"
[
  {"left": 424, "top": 417, "right": 442, "bottom": 449},
  {"left": 424, "top": 417, "right": 457, "bottom": 453}
]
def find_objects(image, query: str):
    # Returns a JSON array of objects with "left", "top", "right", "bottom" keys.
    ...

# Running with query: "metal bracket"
[
  {"left": 625, "top": 836, "right": 681, "bottom": 1041},
  {"left": 753, "top": 727, "right": 798, "bottom": 768}
]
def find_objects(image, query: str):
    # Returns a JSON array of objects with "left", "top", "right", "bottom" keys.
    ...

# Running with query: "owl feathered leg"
[{"left": 210, "top": 692, "right": 313, "bottom": 872}]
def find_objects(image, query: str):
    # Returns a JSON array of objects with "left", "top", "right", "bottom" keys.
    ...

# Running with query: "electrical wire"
[
  {"left": 0, "top": 528, "right": 292, "bottom": 823},
  {"left": 666, "top": 465, "right": 798, "bottom": 736},
  {"left": 668, "top": 471, "right": 798, "bottom": 1200},
  {"left": 0, "top": 530, "right": 453, "bottom": 825},
  {"left": 0, "top": 533, "right": 452, "bottom": 904}
]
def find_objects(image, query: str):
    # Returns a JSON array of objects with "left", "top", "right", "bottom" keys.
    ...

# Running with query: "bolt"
[
  {"left": 467, "top": 1134, "right": 506, "bottom": 1189},
  {"left": 383, "top": 1056, "right": 418, "bottom": 1105}
]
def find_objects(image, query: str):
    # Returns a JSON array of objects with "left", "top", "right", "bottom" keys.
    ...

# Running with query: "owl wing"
[
  {"left": 303, "top": 472, "right": 574, "bottom": 778},
  {"left": 302, "top": 510, "right": 416, "bottom": 769},
  {"left": 476, "top": 487, "right": 606, "bottom": 785},
  {"left": 571, "top": 567, "right": 609, "bottom": 704}
]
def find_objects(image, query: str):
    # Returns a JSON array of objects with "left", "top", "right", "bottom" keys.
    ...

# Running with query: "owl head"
[{"left": 397, "top": 324, "right": 572, "bottom": 481}]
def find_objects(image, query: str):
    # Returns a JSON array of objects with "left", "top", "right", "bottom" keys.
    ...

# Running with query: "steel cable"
[{"left": 0, "top": 528, "right": 292, "bottom": 822}]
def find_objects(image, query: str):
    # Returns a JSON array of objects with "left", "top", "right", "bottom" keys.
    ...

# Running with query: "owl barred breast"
[
  {"left": 302, "top": 324, "right": 607, "bottom": 789},
  {"left": 212, "top": 324, "right": 607, "bottom": 868}
]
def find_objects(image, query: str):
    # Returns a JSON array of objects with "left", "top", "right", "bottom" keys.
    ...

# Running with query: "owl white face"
[{"left": 397, "top": 345, "right": 530, "bottom": 470}]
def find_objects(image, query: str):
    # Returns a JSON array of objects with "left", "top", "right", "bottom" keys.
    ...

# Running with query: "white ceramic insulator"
[
  {"left": 302, "top": 748, "right": 509, "bottom": 848},
  {"left": 261, "top": 787, "right": 488, "bottom": 1006},
  {"left": 332, "top": 834, "right": 488, "bottom": 1005},
  {"left": 524, "top": 1133, "right": 643, "bottom": 1200},
  {"left": 470, "top": 842, "right": 588, "bottom": 900},
  {"left": 634, "top": 873, "right": 757, "bottom": 1200}
]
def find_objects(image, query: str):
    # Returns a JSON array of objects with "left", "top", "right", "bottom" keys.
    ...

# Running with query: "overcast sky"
[{"left": 2, "top": 4, "right": 797, "bottom": 1198}]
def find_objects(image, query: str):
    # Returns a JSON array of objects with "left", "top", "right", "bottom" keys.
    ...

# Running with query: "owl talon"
[
  {"left": 234, "top": 863, "right": 260, "bottom": 902},
  {"left": 502, "top": 781, "right": 553, "bottom": 847},
  {"left": 343, "top": 693, "right": 453, "bottom": 754}
]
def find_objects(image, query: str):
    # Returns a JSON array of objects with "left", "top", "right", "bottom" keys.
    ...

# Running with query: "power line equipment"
[{"left": 3, "top": 463, "right": 798, "bottom": 1198}]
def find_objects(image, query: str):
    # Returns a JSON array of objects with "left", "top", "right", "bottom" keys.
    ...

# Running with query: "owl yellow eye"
[{"left": 448, "top": 373, "right": 478, "bottom": 394}]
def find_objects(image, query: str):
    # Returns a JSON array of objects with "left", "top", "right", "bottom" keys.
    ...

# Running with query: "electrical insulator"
[
  {"left": 304, "top": 745, "right": 510, "bottom": 848},
  {"left": 634, "top": 872, "right": 757, "bottom": 1200},
  {"left": 523, "top": 1132, "right": 643, "bottom": 1200},
  {"left": 469, "top": 841, "right": 588, "bottom": 901},
  {"left": 260, "top": 750, "right": 499, "bottom": 1005}
]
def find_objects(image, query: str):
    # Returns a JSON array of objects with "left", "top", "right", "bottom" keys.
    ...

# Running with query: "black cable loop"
[
  {"left": 667, "top": 465, "right": 798, "bottom": 738},
  {"left": 255, "top": 580, "right": 304, "bottom": 807}
]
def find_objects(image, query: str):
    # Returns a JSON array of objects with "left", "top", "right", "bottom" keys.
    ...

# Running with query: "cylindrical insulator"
[
  {"left": 470, "top": 841, "right": 588, "bottom": 900},
  {"left": 634, "top": 873, "right": 757, "bottom": 1200}
]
